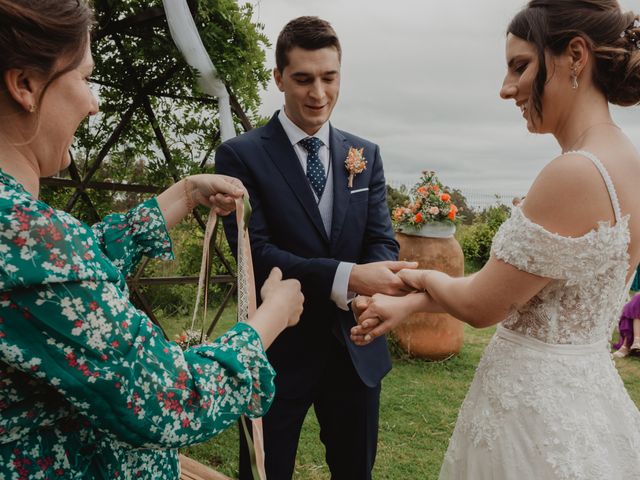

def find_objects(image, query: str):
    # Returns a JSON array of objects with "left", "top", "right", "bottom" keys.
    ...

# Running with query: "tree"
[{"left": 42, "top": 0, "right": 270, "bottom": 219}]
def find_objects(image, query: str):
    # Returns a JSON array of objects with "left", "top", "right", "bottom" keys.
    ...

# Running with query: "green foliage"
[
  {"left": 456, "top": 204, "right": 510, "bottom": 269},
  {"left": 386, "top": 184, "right": 409, "bottom": 215},
  {"left": 43, "top": 0, "right": 270, "bottom": 222}
]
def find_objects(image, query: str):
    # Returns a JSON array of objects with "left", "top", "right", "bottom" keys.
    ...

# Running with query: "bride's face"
[
  {"left": 500, "top": 34, "right": 541, "bottom": 132},
  {"left": 500, "top": 34, "right": 568, "bottom": 135}
]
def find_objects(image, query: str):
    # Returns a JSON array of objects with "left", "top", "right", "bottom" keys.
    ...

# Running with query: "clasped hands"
[{"left": 350, "top": 268, "right": 434, "bottom": 346}]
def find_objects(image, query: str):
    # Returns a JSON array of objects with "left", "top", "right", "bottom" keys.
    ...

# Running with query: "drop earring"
[{"left": 570, "top": 67, "right": 579, "bottom": 90}]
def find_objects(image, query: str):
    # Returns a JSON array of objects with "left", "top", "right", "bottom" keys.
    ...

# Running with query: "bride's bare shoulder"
[{"left": 521, "top": 153, "right": 617, "bottom": 238}]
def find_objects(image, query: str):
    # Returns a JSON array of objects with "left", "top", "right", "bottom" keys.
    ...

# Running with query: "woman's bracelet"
[{"left": 183, "top": 177, "right": 195, "bottom": 211}]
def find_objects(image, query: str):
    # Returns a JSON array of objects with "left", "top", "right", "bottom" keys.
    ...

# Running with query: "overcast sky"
[{"left": 249, "top": 0, "right": 640, "bottom": 204}]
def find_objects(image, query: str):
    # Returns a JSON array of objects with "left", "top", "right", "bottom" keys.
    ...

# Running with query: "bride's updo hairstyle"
[
  {"left": 0, "top": 0, "right": 94, "bottom": 108},
  {"left": 508, "top": 0, "right": 640, "bottom": 121}
]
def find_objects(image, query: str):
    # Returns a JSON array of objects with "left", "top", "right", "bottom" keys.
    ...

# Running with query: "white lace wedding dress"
[{"left": 440, "top": 151, "right": 640, "bottom": 480}]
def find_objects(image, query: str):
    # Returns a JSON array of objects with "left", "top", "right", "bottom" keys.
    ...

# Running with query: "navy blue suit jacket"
[{"left": 216, "top": 113, "right": 398, "bottom": 397}]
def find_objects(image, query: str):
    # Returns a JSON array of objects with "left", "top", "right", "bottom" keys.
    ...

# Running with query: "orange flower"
[
  {"left": 440, "top": 193, "right": 451, "bottom": 202},
  {"left": 417, "top": 186, "right": 429, "bottom": 196},
  {"left": 432, "top": 184, "right": 440, "bottom": 193},
  {"left": 414, "top": 212, "right": 424, "bottom": 223},
  {"left": 393, "top": 207, "right": 403, "bottom": 221},
  {"left": 447, "top": 204, "right": 458, "bottom": 220}
]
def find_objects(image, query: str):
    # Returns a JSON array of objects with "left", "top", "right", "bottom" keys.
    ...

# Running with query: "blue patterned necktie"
[{"left": 299, "top": 136, "right": 326, "bottom": 200}]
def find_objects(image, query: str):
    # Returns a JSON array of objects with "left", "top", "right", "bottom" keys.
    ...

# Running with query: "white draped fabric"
[{"left": 162, "top": 0, "right": 236, "bottom": 142}]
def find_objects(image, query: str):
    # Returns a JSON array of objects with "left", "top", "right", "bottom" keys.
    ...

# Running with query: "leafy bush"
[{"left": 456, "top": 205, "right": 510, "bottom": 270}]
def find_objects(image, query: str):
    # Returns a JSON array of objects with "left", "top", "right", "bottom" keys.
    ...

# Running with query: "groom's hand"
[{"left": 348, "top": 261, "right": 418, "bottom": 297}]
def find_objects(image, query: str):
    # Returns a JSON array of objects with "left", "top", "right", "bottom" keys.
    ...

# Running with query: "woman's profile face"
[
  {"left": 500, "top": 33, "right": 574, "bottom": 136},
  {"left": 499, "top": 34, "right": 541, "bottom": 133},
  {"left": 36, "top": 41, "right": 99, "bottom": 177}
]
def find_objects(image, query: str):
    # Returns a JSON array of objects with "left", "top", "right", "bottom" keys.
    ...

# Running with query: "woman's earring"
[
  {"left": 570, "top": 67, "right": 579, "bottom": 90},
  {"left": 28, "top": 104, "right": 37, "bottom": 113}
]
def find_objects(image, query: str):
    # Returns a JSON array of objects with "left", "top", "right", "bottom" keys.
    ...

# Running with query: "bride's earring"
[{"left": 570, "top": 66, "right": 579, "bottom": 90}]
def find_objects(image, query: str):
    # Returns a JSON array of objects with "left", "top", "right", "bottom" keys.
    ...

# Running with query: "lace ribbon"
[{"left": 191, "top": 196, "right": 266, "bottom": 480}]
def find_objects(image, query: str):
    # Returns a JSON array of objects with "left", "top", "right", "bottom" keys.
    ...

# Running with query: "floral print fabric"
[{"left": 0, "top": 170, "right": 275, "bottom": 479}]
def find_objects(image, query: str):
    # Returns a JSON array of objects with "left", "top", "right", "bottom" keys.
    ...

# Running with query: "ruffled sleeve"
[
  {"left": 92, "top": 198, "right": 173, "bottom": 278},
  {"left": 490, "top": 207, "right": 611, "bottom": 282}
]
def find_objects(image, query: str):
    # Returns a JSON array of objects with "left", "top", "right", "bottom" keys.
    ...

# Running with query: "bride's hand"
[
  {"left": 351, "top": 295, "right": 372, "bottom": 321},
  {"left": 350, "top": 294, "right": 417, "bottom": 346},
  {"left": 188, "top": 174, "right": 246, "bottom": 216},
  {"left": 397, "top": 268, "right": 428, "bottom": 292}
]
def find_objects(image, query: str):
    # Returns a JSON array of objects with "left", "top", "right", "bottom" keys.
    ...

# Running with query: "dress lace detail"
[
  {"left": 440, "top": 151, "right": 640, "bottom": 479},
  {"left": 491, "top": 207, "right": 630, "bottom": 345}
]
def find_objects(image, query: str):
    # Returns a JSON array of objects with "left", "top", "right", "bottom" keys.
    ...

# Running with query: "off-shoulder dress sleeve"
[{"left": 490, "top": 207, "right": 616, "bottom": 282}]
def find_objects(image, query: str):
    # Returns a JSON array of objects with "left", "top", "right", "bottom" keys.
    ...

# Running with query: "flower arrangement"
[
  {"left": 392, "top": 170, "right": 460, "bottom": 230},
  {"left": 175, "top": 329, "right": 207, "bottom": 350}
]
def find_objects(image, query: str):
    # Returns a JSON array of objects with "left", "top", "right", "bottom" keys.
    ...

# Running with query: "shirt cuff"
[{"left": 331, "top": 262, "right": 356, "bottom": 311}]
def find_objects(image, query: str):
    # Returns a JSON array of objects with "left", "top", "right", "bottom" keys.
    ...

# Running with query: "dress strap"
[{"left": 563, "top": 149, "right": 622, "bottom": 224}]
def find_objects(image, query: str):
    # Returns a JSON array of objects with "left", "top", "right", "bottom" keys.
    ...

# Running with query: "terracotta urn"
[{"left": 393, "top": 225, "right": 465, "bottom": 360}]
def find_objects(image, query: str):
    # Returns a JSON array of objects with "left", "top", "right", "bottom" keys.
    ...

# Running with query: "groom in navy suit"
[{"left": 216, "top": 16, "right": 413, "bottom": 480}]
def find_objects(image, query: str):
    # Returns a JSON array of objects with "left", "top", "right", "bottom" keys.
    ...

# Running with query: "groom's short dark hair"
[{"left": 275, "top": 16, "right": 342, "bottom": 72}]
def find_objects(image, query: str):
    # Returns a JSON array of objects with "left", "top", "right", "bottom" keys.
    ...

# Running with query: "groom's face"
[{"left": 274, "top": 46, "right": 341, "bottom": 135}]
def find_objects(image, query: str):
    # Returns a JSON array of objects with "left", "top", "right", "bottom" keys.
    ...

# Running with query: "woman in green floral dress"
[{"left": 0, "top": 1, "right": 304, "bottom": 478}]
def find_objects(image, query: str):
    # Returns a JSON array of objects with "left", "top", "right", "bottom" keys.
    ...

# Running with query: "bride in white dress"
[{"left": 351, "top": 1, "right": 640, "bottom": 478}]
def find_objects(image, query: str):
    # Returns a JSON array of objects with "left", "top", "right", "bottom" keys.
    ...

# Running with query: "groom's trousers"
[{"left": 238, "top": 336, "right": 381, "bottom": 480}]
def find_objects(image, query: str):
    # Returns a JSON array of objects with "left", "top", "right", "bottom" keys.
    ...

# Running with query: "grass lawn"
[{"left": 158, "top": 309, "right": 640, "bottom": 479}]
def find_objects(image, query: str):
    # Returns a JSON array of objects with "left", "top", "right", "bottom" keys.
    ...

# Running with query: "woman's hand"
[
  {"left": 247, "top": 268, "right": 304, "bottom": 349},
  {"left": 350, "top": 292, "right": 430, "bottom": 346},
  {"left": 187, "top": 174, "right": 246, "bottom": 216},
  {"left": 157, "top": 174, "right": 246, "bottom": 229},
  {"left": 397, "top": 268, "right": 428, "bottom": 292},
  {"left": 350, "top": 294, "right": 412, "bottom": 346},
  {"left": 260, "top": 268, "right": 304, "bottom": 328}
]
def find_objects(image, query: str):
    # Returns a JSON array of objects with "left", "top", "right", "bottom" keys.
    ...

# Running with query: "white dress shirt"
[{"left": 278, "top": 109, "right": 355, "bottom": 311}]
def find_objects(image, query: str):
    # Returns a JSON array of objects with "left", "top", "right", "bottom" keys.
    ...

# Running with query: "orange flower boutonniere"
[{"left": 345, "top": 147, "right": 366, "bottom": 188}]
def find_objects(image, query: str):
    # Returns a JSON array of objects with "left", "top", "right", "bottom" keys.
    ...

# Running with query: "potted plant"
[
  {"left": 390, "top": 171, "right": 464, "bottom": 360},
  {"left": 392, "top": 170, "right": 460, "bottom": 237}
]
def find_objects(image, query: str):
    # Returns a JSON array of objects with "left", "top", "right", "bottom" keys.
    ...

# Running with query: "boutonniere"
[{"left": 345, "top": 147, "right": 366, "bottom": 188}]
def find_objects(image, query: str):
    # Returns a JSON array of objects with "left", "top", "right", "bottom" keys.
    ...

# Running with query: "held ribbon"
[{"left": 191, "top": 196, "right": 266, "bottom": 480}]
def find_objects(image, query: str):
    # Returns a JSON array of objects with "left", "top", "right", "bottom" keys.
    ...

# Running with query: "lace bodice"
[{"left": 491, "top": 151, "right": 631, "bottom": 345}]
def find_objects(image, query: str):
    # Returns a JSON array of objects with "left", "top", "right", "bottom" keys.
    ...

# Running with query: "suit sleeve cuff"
[{"left": 331, "top": 262, "right": 356, "bottom": 311}]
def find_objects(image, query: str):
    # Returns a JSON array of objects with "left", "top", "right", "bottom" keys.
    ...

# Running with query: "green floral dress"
[{"left": 0, "top": 170, "right": 275, "bottom": 479}]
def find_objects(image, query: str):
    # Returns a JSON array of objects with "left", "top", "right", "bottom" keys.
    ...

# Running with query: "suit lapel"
[
  {"left": 329, "top": 126, "right": 350, "bottom": 250},
  {"left": 261, "top": 115, "right": 329, "bottom": 244}
]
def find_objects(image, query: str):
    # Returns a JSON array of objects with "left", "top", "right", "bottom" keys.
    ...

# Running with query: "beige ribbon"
[{"left": 191, "top": 197, "right": 266, "bottom": 479}]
